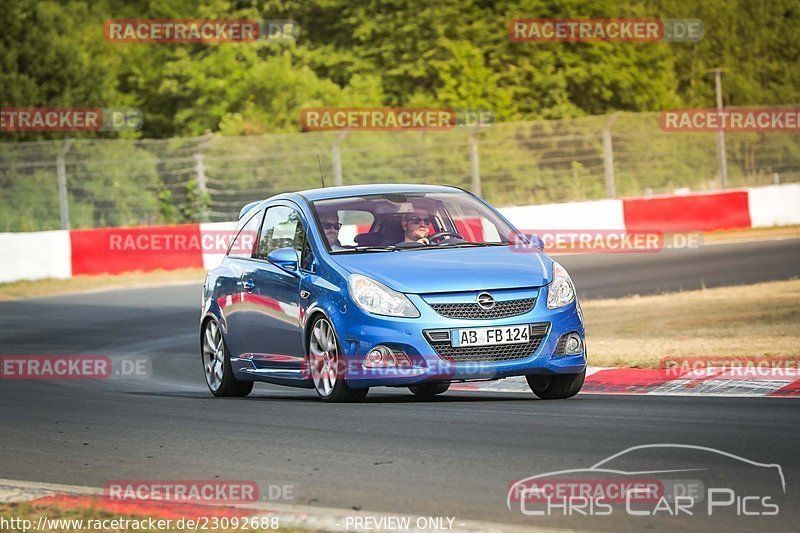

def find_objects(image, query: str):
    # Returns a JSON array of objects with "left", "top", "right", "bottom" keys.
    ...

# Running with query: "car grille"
[
  {"left": 429, "top": 297, "right": 536, "bottom": 319},
  {"left": 425, "top": 323, "right": 550, "bottom": 363}
]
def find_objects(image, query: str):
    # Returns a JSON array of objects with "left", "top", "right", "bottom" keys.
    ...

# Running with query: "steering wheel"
[{"left": 428, "top": 231, "right": 464, "bottom": 244}]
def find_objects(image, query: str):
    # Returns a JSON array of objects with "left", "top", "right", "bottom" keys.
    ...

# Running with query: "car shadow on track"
[{"left": 123, "top": 389, "right": 587, "bottom": 403}]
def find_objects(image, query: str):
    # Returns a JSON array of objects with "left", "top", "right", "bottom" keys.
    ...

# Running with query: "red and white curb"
[
  {"left": 0, "top": 479, "right": 549, "bottom": 533},
  {"left": 451, "top": 366, "right": 800, "bottom": 397}
]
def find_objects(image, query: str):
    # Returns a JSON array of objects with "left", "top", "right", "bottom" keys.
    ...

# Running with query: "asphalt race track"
[
  {"left": 558, "top": 236, "right": 800, "bottom": 299},
  {"left": 1, "top": 238, "right": 799, "bottom": 531}
]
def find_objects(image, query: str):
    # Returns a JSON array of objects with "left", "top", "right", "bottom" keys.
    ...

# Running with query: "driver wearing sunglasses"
[
  {"left": 320, "top": 213, "right": 344, "bottom": 249},
  {"left": 402, "top": 209, "right": 432, "bottom": 245}
]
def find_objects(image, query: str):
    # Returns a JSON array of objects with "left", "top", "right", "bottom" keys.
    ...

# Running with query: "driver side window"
[{"left": 255, "top": 206, "right": 306, "bottom": 261}]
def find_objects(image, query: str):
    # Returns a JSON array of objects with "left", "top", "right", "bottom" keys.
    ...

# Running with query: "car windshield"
[{"left": 311, "top": 191, "right": 516, "bottom": 253}]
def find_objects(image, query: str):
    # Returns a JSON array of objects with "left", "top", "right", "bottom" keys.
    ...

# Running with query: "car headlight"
[
  {"left": 547, "top": 262, "right": 576, "bottom": 309},
  {"left": 348, "top": 274, "right": 420, "bottom": 318}
]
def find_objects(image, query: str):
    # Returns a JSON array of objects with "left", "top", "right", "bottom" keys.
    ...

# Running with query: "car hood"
[{"left": 330, "top": 246, "right": 552, "bottom": 294}]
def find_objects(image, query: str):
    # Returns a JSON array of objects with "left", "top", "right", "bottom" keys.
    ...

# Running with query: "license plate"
[{"left": 451, "top": 324, "right": 530, "bottom": 347}]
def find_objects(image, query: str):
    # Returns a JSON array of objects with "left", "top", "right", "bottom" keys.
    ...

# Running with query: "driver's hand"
[{"left": 417, "top": 237, "right": 430, "bottom": 245}]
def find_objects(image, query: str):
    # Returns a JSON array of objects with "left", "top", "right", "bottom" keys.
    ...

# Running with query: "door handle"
[{"left": 242, "top": 278, "right": 255, "bottom": 293}]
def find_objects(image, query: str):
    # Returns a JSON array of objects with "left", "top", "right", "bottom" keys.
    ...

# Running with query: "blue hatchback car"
[{"left": 201, "top": 184, "right": 586, "bottom": 402}]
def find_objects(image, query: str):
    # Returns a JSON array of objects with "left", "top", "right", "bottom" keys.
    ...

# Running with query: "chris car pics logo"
[{"left": 508, "top": 444, "right": 784, "bottom": 518}]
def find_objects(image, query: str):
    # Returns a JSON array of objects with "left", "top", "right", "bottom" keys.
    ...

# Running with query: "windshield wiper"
[
  {"left": 337, "top": 242, "right": 508, "bottom": 253},
  {"left": 339, "top": 246, "right": 399, "bottom": 253},
  {"left": 435, "top": 241, "right": 507, "bottom": 248}
]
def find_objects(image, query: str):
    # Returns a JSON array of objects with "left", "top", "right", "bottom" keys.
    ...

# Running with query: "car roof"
[
  {"left": 240, "top": 184, "right": 466, "bottom": 220},
  {"left": 297, "top": 183, "right": 463, "bottom": 202}
]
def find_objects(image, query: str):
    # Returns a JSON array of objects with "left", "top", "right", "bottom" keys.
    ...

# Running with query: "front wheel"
[
  {"left": 202, "top": 319, "right": 253, "bottom": 397},
  {"left": 408, "top": 382, "right": 450, "bottom": 398},
  {"left": 526, "top": 370, "right": 585, "bottom": 399},
  {"left": 308, "top": 315, "right": 368, "bottom": 403}
]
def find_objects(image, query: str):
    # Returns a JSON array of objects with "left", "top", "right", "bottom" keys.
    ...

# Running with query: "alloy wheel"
[
  {"left": 309, "top": 317, "right": 338, "bottom": 397},
  {"left": 202, "top": 320, "right": 225, "bottom": 391}
]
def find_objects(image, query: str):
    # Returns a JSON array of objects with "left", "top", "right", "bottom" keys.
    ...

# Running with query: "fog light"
[
  {"left": 366, "top": 350, "right": 386, "bottom": 366},
  {"left": 564, "top": 333, "right": 583, "bottom": 355},
  {"left": 363, "top": 346, "right": 411, "bottom": 368}
]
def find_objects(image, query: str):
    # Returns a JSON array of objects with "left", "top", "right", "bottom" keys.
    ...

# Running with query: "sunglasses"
[
  {"left": 406, "top": 216, "right": 431, "bottom": 225},
  {"left": 322, "top": 222, "right": 342, "bottom": 230}
]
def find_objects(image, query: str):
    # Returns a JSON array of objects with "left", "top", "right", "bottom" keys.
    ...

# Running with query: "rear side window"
[
  {"left": 227, "top": 210, "right": 262, "bottom": 258},
  {"left": 255, "top": 206, "right": 306, "bottom": 260}
]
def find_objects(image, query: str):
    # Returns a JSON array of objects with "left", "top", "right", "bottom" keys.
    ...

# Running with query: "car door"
[
  {"left": 241, "top": 203, "right": 311, "bottom": 369},
  {"left": 218, "top": 209, "right": 263, "bottom": 359}
]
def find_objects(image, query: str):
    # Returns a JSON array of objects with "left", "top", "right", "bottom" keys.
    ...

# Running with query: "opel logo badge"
[{"left": 476, "top": 292, "right": 495, "bottom": 310}]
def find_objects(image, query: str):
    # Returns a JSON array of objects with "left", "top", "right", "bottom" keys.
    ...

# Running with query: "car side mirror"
[{"left": 267, "top": 247, "right": 299, "bottom": 274}]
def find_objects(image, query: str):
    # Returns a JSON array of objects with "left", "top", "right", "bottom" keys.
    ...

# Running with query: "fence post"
[
  {"left": 194, "top": 134, "right": 212, "bottom": 222},
  {"left": 193, "top": 152, "right": 209, "bottom": 222},
  {"left": 57, "top": 139, "right": 74, "bottom": 230},
  {"left": 602, "top": 112, "right": 620, "bottom": 199},
  {"left": 714, "top": 68, "right": 729, "bottom": 189},
  {"left": 331, "top": 131, "right": 348, "bottom": 186},
  {"left": 469, "top": 128, "right": 481, "bottom": 197}
]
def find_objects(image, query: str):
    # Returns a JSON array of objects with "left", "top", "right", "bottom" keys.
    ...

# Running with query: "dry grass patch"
[
  {"left": 584, "top": 279, "right": 800, "bottom": 368},
  {"left": 701, "top": 224, "right": 800, "bottom": 243}
]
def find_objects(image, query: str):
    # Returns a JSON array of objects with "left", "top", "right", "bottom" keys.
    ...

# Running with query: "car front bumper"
[{"left": 335, "top": 291, "right": 586, "bottom": 389}]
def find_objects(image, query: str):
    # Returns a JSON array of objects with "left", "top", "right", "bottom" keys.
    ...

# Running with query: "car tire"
[
  {"left": 308, "top": 315, "right": 369, "bottom": 403},
  {"left": 408, "top": 382, "right": 450, "bottom": 398},
  {"left": 202, "top": 319, "right": 253, "bottom": 397},
  {"left": 526, "top": 370, "right": 585, "bottom": 399}
]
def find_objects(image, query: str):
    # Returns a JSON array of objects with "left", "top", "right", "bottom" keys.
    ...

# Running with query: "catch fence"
[{"left": 1, "top": 112, "right": 797, "bottom": 231}]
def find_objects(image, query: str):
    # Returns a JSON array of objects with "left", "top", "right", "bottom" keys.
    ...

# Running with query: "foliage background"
[{"left": 2, "top": 0, "right": 798, "bottom": 140}]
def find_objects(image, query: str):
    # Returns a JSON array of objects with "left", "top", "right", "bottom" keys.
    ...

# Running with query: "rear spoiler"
[{"left": 238, "top": 200, "right": 261, "bottom": 220}]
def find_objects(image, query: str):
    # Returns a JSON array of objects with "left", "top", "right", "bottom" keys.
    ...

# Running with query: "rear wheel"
[
  {"left": 308, "top": 315, "right": 368, "bottom": 403},
  {"left": 408, "top": 382, "right": 450, "bottom": 398},
  {"left": 526, "top": 370, "right": 585, "bottom": 399},
  {"left": 202, "top": 319, "right": 253, "bottom": 397}
]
